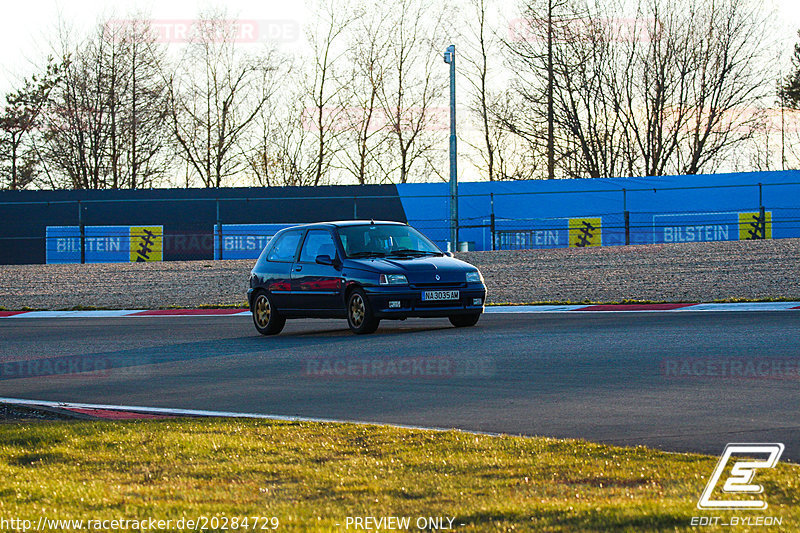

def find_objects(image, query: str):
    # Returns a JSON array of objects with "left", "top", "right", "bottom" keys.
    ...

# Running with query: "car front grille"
[
  {"left": 416, "top": 300, "right": 464, "bottom": 308},
  {"left": 410, "top": 282, "right": 466, "bottom": 289}
]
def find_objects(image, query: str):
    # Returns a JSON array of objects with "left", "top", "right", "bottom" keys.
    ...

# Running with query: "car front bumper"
[
  {"left": 246, "top": 288, "right": 255, "bottom": 309},
  {"left": 363, "top": 284, "right": 487, "bottom": 319}
]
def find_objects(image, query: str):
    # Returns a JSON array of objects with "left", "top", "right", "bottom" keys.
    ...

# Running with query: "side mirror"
[
  {"left": 444, "top": 251, "right": 454, "bottom": 257},
  {"left": 315, "top": 254, "right": 333, "bottom": 266}
]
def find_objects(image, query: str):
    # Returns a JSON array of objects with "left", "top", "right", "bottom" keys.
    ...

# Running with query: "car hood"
[{"left": 345, "top": 255, "right": 475, "bottom": 284}]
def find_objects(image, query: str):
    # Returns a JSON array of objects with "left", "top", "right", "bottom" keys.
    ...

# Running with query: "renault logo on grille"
[{"left": 435, "top": 274, "right": 440, "bottom": 280}]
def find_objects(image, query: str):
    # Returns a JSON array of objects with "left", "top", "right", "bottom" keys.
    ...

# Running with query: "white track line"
[
  {"left": 488, "top": 303, "right": 800, "bottom": 313},
  {"left": 673, "top": 302, "right": 800, "bottom": 312},
  {"left": 484, "top": 305, "right": 585, "bottom": 313},
  {"left": 3, "top": 310, "right": 245, "bottom": 319},
  {"left": 0, "top": 397, "right": 504, "bottom": 437},
  {"left": 0, "top": 397, "right": 705, "bottom": 457},
  {"left": 2, "top": 302, "right": 799, "bottom": 319},
  {"left": 5, "top": 310, "right": 145, "bottom": 318}
]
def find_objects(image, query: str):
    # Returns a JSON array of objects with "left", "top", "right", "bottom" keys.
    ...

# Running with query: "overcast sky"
[
  {"left": 2, "top": 0, "right": 799, "bottom": 94},
  {"left": 0, "top": 0, "right": 797, "bottom": 183},
  {"left": 0, "top": 0, "right": 305, "bottom": 93},
  {"left": 0, "top": 0, "right": 797, "bottom": 92}
]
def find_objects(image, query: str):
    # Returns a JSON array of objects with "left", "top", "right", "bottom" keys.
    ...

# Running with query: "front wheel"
[
  {"left": 449, "top": 313, "right": 481, "bottom": 328},
  {"left": 252, "top": 292, "right": 286, "bottom": 335},
  {"left": 347, "top": 288, "right": 380, "bottom": 334}
]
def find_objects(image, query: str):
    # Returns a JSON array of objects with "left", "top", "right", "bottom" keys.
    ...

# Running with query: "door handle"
[{"left": 294, "top": 265, "right": 303, "bottom": 272}]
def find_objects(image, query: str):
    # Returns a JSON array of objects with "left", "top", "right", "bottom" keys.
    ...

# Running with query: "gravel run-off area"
[{"left": 0, "top": 238, "right": 798, "bottom": 310}]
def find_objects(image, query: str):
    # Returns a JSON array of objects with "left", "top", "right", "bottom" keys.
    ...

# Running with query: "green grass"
[
  {"left": 183, "top": 303, "right": 249, "bottom": 310},
  {"left": 61, "top": 305, "right": 115, "bottom": 311},
  {"left": 0, "top": 420, "right": 798, "bottom": 531}
]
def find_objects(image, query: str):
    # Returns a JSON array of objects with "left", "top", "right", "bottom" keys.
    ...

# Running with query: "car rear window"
[
  {"left": 267, "top": 230, "right": 303, "bottom": 262},
  {"left": 299, "top": 230, "right": 337, "bottom": 263}
]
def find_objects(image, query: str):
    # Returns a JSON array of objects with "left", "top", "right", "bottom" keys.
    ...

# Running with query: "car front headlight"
[
  {"left": 466, "top": 270, "right": 483, "bottom": 283},
  {"left": 379, "top": 273, "right": 408, "bottom": 285}
]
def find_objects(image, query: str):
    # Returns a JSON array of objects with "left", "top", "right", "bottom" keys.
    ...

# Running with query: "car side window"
[
  {"left": 267, "top": 230, "right": 303, "bottom": 262},
  {"left": 299, "top": 230, "right": 336, "bottom": 263}
]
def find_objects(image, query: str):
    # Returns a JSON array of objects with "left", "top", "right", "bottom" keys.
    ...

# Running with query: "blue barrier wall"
[
  {"left": 0, "top": 185, "right": 406, "bottom": 264},
  {"left": 1, "top": 170, "right": 799, "bottom": 263},
  {"left": 397, "top": 170, "right": 800, "bottom": 250}
]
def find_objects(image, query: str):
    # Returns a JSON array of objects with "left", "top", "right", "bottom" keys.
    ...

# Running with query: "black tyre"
[
  {"left": 252, "top": 292, "right": 286, "bottom": 335},
  {"left": 449, "top": 313, "right": 481, "bottom": 328},
  {"left": 347, "top": 288, "right": 380, "bottom": 334}
]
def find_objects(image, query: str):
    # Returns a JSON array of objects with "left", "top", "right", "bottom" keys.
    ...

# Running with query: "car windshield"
[{"left": 338, "top": 224, "right": 441, "bottom": 258}]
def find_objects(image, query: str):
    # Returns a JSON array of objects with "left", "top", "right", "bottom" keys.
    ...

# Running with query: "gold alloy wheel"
[
  {"left": 349, "top": 293, "right": 365, "bottom": 328},
  {"left": 255, "top": 295, "right": 271, "bottom": 328}
]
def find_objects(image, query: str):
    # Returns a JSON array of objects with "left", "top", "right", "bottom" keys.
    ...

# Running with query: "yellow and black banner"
[
  {"left": 738, "top": 211, "right": 772, "bottom": 240},
  {"left": 130, "top": 226, "right": 163, "bottom": 262},
  {"left": 569, "top": 217, "right": 602, "bottom": 248}
]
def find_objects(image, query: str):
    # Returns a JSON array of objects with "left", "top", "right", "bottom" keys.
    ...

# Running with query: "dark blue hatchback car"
[{"left": 248, "top": 221, "right": 487, "bottom": 334}]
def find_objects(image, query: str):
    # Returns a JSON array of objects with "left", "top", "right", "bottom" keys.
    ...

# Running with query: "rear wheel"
[
  {"left": 252, "top": 292, "right": 286, "bottom": 335},
  {"left": 347, "top": 288, "right": 380, "bottom": 334},
  {"left": 449, "top": 313, "right": 481, "bottom": 328}
]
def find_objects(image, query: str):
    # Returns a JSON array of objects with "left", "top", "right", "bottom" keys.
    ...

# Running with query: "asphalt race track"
[{"left": 1, "top": 312, "right": 798, "bottom": 461}]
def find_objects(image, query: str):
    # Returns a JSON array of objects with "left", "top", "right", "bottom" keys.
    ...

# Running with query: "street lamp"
[{"left": 443, "top": 44, "right": 458, "bottom": 251}]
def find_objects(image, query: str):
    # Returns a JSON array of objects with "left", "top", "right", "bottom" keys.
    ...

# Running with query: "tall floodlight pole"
[
  {"left": 444, "top": 44, "right": 458, "bottom": 250},
  {"left": 547, "top": 0, "right": 555, "bottom": 180}
]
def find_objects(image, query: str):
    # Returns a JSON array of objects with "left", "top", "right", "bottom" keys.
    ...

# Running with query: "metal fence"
[
  {"left": 0, "top": 189, "right": 404, "bottom": 264},
  {"left": 1, "top": 177, "right": 799, "bottom": 264},
  {"left": 407, "top": 180, "right": 800, "bottom": 252}
]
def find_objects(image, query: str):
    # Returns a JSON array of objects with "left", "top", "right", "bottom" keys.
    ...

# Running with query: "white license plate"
[{"left": 422, "top": 290, "right": 459, "bottom": 301}]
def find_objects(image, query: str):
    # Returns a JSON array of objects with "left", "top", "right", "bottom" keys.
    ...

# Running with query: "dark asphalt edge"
[
  {"left": 0, "top": 401, "right": 88, "bottom": 421},
  {"left": 3, "top": 296, "right": 800, "bottom": 313}
]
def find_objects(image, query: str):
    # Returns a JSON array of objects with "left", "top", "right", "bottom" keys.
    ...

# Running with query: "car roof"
[{"left": 286, "top": 220, "right": 408, "bottom": 230}]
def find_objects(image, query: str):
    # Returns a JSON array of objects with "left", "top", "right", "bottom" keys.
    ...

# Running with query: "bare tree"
[
  {"left": 501, "top": 0, "right": 578, "bottom": 178},
  {"left": 677, "top": 0, "right": 773, "bottom": 174},
  {"left": 460, "top": 0, "right": 498, "bottom": 181},
  {"left": 0, "top": 59, "right": 62, "bottom": 189},
  {"left": 606, "top": 0, "right": 690, "bottom": 177},
  {"left": 250, "top": 0, "right": 447, "bottom": 187},
  {"left": 518, "top": 0, "right": 629, "bottom": 179},
  {"left": 460, "top": 0, "right": 542, "bottom": 180},
  {"left": 101, "top": 17, "right": 172, "bottom": 188},
  {"left": 245, "top": 1, "right": 351, "bottom": 188},
  {"left": 167, "top": 11, "right": 279, "bottom": 187},
  {"left": 780, "top": 31, "right": 800, "bottom": 109},
  {"left": 334, "top": 3, "right": 394, "bottom": 184},
  {"left": 41, "top": 24, "right": 112, "bottom": 189},
  {"left": 245, "top": 75, "right": 320, "bottom": 187},
  {"left": 505, "top": 0, "right": 775, "bottom": 178},
  {"left": 36, "top": 15, "right": 172, "bottom": 189},
  {"left": 488, "top": 91, "right": 544, "bottom": 179},
  {"left": 377, "top": 0, "right": 448, "bottom": 183},
  {"left": 302, "top": 0, "right": 354, "bottom": 186}
]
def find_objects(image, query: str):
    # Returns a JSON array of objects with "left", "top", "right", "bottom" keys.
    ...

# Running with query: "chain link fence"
[{"left": 1, "top": 179, "right": 799, "bottom": 264}]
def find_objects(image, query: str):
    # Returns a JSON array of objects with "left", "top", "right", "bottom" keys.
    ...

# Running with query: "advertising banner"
[
  {"left": 653, "top": 212, "right": 771, "bottom": 244},
  {"left": 212, "top": 223, "right": 295, "bottom": 260},
  {"left": 493, "top": 217, "right": 604, "bottom": 250},
  {"left": 46, "top": 226, "right": 164, "bottom": 264}
]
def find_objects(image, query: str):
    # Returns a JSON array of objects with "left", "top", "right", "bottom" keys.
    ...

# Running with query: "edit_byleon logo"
[{"left": 697, "top": 443, "right": 784, "bottom": 510}]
